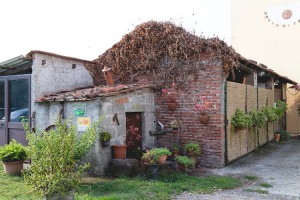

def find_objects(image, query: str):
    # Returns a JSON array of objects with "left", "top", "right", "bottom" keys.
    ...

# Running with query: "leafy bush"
[
  {"left": 262, "top": 106, "right": 278, "bottom": 122},
  {"left": 100, "top": 131, "right": 112, "bottom": 142},
  {"left": 231, "top": 109, "right": 251, "bottom": 128},
  {"left": 279, "top": 129, "right": 290, "bottom": 141},
  {"left": 175, "top": 156, "right": 193, "bottom": 168},
  {"left": 274, "top": 100, "right": 287, "bottom": 119},
  {"left": 249, "top": 110, "right": 266, "bottom": 128},
  {"left": 0, "top": 139, "right": 27, "bottom": 162},
  {"left": 22, "top": 116, "right": 103, "bottom": 197},
  {"left": 184, "top": 142, "right": 201, "bottom": 155}
]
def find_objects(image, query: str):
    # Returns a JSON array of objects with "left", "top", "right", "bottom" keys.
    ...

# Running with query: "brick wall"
[{"left": 152, "top": 65, "right": 225, "bottom": 168}]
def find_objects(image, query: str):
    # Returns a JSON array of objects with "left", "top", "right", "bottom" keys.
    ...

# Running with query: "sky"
[{"left": 0, "top": 0, "right": 231, "bottom": 62}]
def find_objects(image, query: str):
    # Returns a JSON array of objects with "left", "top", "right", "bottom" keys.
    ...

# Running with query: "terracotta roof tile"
[{"left": 35, "top": 84, "right": 154, "bottom": 102}]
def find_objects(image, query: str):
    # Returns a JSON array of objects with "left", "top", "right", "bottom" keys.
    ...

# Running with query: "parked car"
[{"left": 1, "top": 108, "right": 29, "bottom": 122}]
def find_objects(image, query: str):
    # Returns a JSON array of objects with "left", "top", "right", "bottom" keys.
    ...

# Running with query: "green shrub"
[
  {"left": 0, "top": 139, "right": 27, "bottom": 162},
  {"left": 279, "top": 129, "right": 290, "bottom": 141},
  {"left": 274, "top": 100, "right": 287, "bottom": 119},
  {"left": 231, "top": 109, "right": 251, "bottom": 128},
  {"left": 262, "top": 106, "right": 278, "bottom": 122},
  {"left": 141, "top": 148, "right": 171, "bottom": 164},
  {"left": 175, "top": 156, "right": 193, "bottom": 168},
  {"left": 22, "top": 116, "right": 103, "bottom": 197},
  {"left": 184, "top": 142, "right": 201, "bottom": 155},
  {"left": 249, "top": 110, "right": 266, "bottom": 128}
]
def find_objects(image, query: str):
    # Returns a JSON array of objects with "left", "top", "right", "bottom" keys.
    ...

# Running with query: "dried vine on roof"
[{"left": 87, "top": 21, "right": 240, "bottom": 89}]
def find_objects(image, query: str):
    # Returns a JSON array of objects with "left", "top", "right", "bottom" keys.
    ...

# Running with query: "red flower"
[{"left": 162, "top": 83, "right": 177, "bottom": 103}]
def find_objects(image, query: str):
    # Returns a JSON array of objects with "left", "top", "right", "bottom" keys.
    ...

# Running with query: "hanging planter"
[
  {"left": 167, "top": 103, "right": 177, "bottom": 111},
  {"left": 199, "top": 112, "right": 209, "bottom": 124}
]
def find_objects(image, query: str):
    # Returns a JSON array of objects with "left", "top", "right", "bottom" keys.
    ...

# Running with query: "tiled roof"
[{"left": 35, "top": 84, "right": 154, "bottom": 102}]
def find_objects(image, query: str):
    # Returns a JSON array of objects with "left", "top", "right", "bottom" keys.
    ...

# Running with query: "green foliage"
[
  {"left": 249, "top": 110, "right": 266, "bottom": 128},
  {"left": 171, "top": 143, "right": 179, "bottom": 152},
  {"left": 22, "top": 116, "right": 103, "bottom": 197},
  {"left": 0, "top": 139, "right": 27, "bottom": 162},
  {"left": 262, "top": 106, "right": 278, "bottom": 122},
  {"left": 142, "top": 148, "right": 171, "bottom": 164},
  {"left": 77, "top": 173, "right": 241, "bottom": 199},
  {"left": 259, "top": 182, "right": 272, "bottom": 188},
  {"left": 231, "top": 109, "right": 251, "bottom": 128},
  {"left": 99, "top": 131, "right": 112, "bottom": 142},
  {"left": 274, "top": 100, "right": 287, "bottom": 119},
  {"left": 175, "top": 156, "right": 193, "bottom": 168},
  {"left": 184, "top": 142, "right": 201, "bottom": 155},
  {"left": 279, "top": 129, "right": 290, "bottom": 141}
]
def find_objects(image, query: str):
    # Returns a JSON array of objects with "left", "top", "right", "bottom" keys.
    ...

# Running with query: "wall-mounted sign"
[
  {"left": 77, "top": 117, "right": 91, "bottom": 131},
  {"left": 74, "top": 103, "right": 86, "bottom": 116}
]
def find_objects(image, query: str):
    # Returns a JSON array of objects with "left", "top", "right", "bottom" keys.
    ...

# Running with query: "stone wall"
[
  {"left": 155, "top": 65, "right": 226, "bottom": 168},
  {"left": 35, "top": 88, "right": 156, "bottom": 176}
]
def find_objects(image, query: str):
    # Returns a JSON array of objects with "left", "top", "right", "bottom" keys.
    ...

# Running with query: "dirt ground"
[{"left": 174, "top": 138, "right": 300, "bottom": 200}]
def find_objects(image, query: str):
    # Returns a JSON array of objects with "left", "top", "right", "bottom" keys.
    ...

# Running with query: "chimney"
[{"left": 102, "top": 66, "right": 114, "bottom": 86}]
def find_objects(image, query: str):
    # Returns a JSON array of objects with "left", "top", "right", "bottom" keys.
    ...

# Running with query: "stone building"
[{"left": 0, "top": 21, "right": 297, "bottom": 176}]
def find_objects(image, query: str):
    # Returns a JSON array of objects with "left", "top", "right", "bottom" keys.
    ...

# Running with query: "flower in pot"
[
  {"left": 194, "top": 96, "right": 212, "bottom": 124},
  {"left": 175, "top": 156, "right": 193, "bottom": 171},
  {"left": 262, "top": 106, "right": 278, "bottom": 122},
  {"left": 274, "top": 131, "right": 281, "bottom": 142},
  {"left": 0, "top": 139, "right": 27, "bottom": 174},
  {"left": 142, "top": 148, "right": 171, "bottom": 164},
  {"left": 249, "top": 110, "right": 266, "bottom": 128},
  {"left": 184, "top": 142, "right": 201, "bottom": 156},
  {"left": 22, "top": 116, "right": 102, "bottom": 199},
  {"left": 231, "top": 109, "right": 251, "bottom": 130},
  {"left": 170, "top": 120, "right": 180, "bottom": 130},
  {"left": 162, "top": 83, "right": 178, "bottom": 111},
  {"left": 100, "top": 131, "right": 112, "bottom": 147}
]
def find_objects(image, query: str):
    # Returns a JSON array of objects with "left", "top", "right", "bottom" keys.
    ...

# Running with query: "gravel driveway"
[{"left": 174, "top": 138, "right": 300, "bottom": 200}]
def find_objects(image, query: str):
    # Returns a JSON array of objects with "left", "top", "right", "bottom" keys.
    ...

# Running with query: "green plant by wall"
[
  {"left": 249, "top": 110, "right": 266, "bottom": 128},
  {"left": 184, "top": 142, "right": 201, "bottom": 155},
  {"left": 22, "top": 116, "right": 103, "bottom": 197},
  {"left": 274, "top": 100, "right": 287, "bottom": 119},
  {"left": 175, "top": 156, "right": 193, "bottom": 168},
  {"left": 231, "top": 109, "right": 251, "bottom": 128},
  {"left": 0, "top": 139, "right": 27, "bottom": 162},
  {"left": 279, "top": 129, "right": 290, "bottom": 141},
  {"left": 141, "top": 148, "right": 171, "bottom": 164},
  {"left": 100, "top": 131, "right": 112, "bottom": 142},
  {"left": 262, "top": 106, "right": 278, "bottom": 122}
]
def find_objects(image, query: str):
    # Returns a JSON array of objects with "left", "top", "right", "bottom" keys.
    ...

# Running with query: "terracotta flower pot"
[
  {"left": 167, "top": 103, "right": 177, "bottom": 111},
  {"left": 157, "top": 155, "right": 167, "bottom": 164},
  {"left": 112, "top": 145, "right": 127, "bottom": 159},
  {"left": 199, "top": 113, "right": 209, "bottom": 124},
  {"left": 3, "top": 160, "right": 24, "bottom": 174},
  {"left": 275, "top": 134, "right": 280, "bottom": 142}
]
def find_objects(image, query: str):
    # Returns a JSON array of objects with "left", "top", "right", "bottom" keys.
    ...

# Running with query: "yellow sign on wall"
[{"left": 77, "top": 117, "right": 91, "bottom": 131}]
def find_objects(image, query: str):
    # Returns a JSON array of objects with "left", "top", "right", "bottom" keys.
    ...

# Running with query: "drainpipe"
[
  {"left": 224, "top": 81, "right": 228, "bottom": 164},
  {"left": 102, "top": 66, "right": 114, "bottom": 86}
]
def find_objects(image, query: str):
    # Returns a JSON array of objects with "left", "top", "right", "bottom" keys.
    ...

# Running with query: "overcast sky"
[{"left": 0, "top": 0, "right": 230, "bottom": 62}]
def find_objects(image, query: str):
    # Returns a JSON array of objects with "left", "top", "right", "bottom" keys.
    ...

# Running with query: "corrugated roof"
[
  {"left": 35, "top": 84, "right": 154, "bottom": 102},
  {"left": 0, "top": 55, "right": 32, "bottom": 75}
]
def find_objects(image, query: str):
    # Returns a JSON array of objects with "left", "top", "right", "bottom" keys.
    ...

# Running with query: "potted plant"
[
  {"left": 279, "top": 129, "right": 290, "bottom": 141},
  {"left": 0, "top": 139, "right": 27, "bottom": 174},
  {"left": 170, "top": 120, "right": 180, "bottom": 131},
  {"left": 249, "top": 110, "right": 266, "bottom": 128},
  {"left": 274, "top": 100, "right": 287, "bottom": 119},
  {"left": 274, "top": 131, "right": 281, "bottom": 142},
  {"left": 231, "top": 109, "right": 251, "bottom": 130},
  {"left": 112, "top": 142, "right": 127, "bottom": 159},
  {"left": 142, "top": 148, "right": 171, "bottom": 164},
  {"left": 194, "top": 96, "right": 212, "bottom": 124},
  {"left": 22, "top": 116, "right": 102, "bottom": 199},
  {"left": 184, "top": 142, "right": 201, "bottom": 156},
  {"left": 175, "top": 156, "right": 193, "bottom": 171},
  {"left": 100, "top": 131, "right": 112, "bottom": 147},
  {"left": 162, "top": 83, "right": 178, "bottom": 111},
  {"left": 171, "top": 143, "right": 179, "bottom": 157},
  {"left": 262, "top": 106, "right": 278, "bottom": 122}
]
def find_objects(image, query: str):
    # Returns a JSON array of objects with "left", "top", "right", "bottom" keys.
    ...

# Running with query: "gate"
[{"left": 0, "top": 74, "right": 30, "bottom": 146}]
